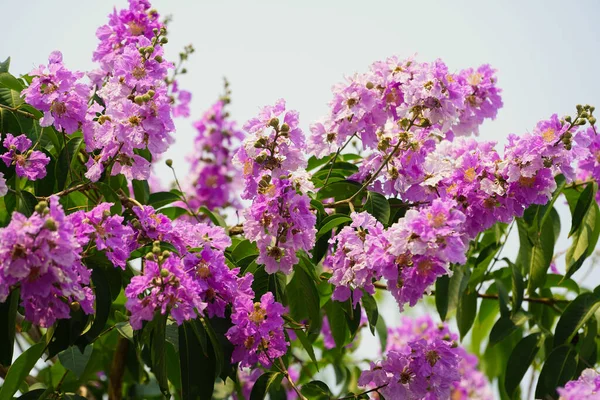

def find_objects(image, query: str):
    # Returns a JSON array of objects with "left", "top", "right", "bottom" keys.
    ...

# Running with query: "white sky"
[{"left": 3, "top": 0, "right": 600, "bottom": 392}]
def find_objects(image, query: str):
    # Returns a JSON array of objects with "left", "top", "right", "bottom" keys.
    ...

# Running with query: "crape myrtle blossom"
[
  {"left": 0, "top": 196, "right": 94, "bottom": 327},
  {"left": 171, "top": 80, "right": 192, "bottom": 118},
  {"left": 68, "top": 202, "right": 136, "bottom": 269},
  {"left": 386, "top": 316, "right": 493, "bottom": 400},
  {"left": 22, "top": 51, "right": 89, "bottom": 134},
  {"left": 92, "top": 0, "right": 163, "bottom": 72},
  {"left": 226, "top": 291, "right": 288, "bottom": 368},
  {"left": 236, "top": 100, "right": 317, "bottom": 274},
  {"left": 358, "top": 338, "right": 461, "bottom": 400},
  {"left": 183, "top": 98, "right": 244, "bottom": 211},
  {"left": 1, "top": 133, "right": 50, "bottom": 181},
  {"left": 326, "top": 211, "right": 387, "bottom": 306},
  {"left": 125, "top": 254, "right": 206, "bottom": 329},
  {"left": 327, "top": 201, "right": 468, "bottom": 311},
  {"left": 577, "top": 127, "right": 600, "bottom": 202},
  {"left": 309, "top": 56, "right": 502, "bottom": 196},
  {"left": 123, "top": 204, "right": 254, "bottom": 329},
  {"left": 557, "top": 369, "right": 600, "bottom": 400}
]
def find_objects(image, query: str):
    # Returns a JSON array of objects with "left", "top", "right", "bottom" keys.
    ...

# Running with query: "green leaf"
[
  {"left": 535, "top": 345, "right": 577, "bottom": 400},
  {"left": 489, "top": 315, "right": 519, "bottom": 346},
  {"left": 504, "top": 332, "right": 543, "bottom": 398},
  {"left": 325, "top": 300, "right": 348, "bottom": 349},
  {"left": 0, "top": 288, "right": 19, "bottom": 366},
  {"left": 300, "top": 381, "right": 332, "bottom": 400},
  {"left": 287, "top": 267, "right": 320, "bottom": 334},
  {"left": 361, "top": 291, "right": 379, "bottom": 335},
  {"left": 316, "top": 180, "right": 362, "bottom": 201},
  {"left": 116, "top": 322, "right": 134, "bottom": 342},
  {"left": 0, "top": 73, "right": 24, "bottom": 92},
  {"left": 0, "top": 57, "right": 9, "bottom": 73},
  {"left": 554, "top": 291, "right": 600, "bottom": 347},
  {"left": 58, "top": 345, "right": 93, "bottom": 379},
  {"left": 148, "top": 191, "right": 181, "bottom": 209},
  {"left": 316, "top": 214, "right": 352, "bottom": 239},
  {"left": 150, "top": 313, "right": 169, "bottom": 397},
  {"left": 179, "top": 321, "right": 216, "bottom": 400},
  {"left": 510, "top": 261, "right": 525, "bottom": 313},
  {"left": 158, "top": 206, "right": 189, "bottom": 220},
  {"left": 435, "top": 275, "right": 450, "bottom": 321},
  {"left": 80, "top": 266, "right": 114, "bottom": 343},
  {"left": 457, "top": 288, "right": 478, "bottom": 339},
  {"left": 363, "top": 191, "right": 390, "bottom": 225},
  {"left": 566, "top": 201, "right": 600, "bottom": 279},
  {"left": 250, "top": 371, "right": 283, "bottom": 400},
  {"left": 294, "top": 328, "right": 318, "bottom": 365},
  {"left": 55, "top": 136, "right": 83, "bottom": 191},
  {"left": 375, "top": 314, "right": 388, "bottom": 353},
  {"left": 198, "top": 206, "right": 227, "bottom": 227},
  {"left": 0, "top": 342, "right": 45, "bottom": 400},
  {"left": 569, "top": 183, "right": 594, "bottom": 236},
  {"left": 132, "top": 179, "right": 150, "bottom": 205}
]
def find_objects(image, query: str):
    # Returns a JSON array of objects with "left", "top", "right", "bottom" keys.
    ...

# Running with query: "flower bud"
[
  {"left": 145, "top": 252, "right": 155, "bottom": 260},
  {"left": 268, "top": 117, "right": 279, "bottom": 128},
  {"left": 35, "top": 201, "right": 48, "bottom": 214},
  {"left": 141, "top": 94, "right": 151, "bottom": 103},
  {"left": 280, "top": 123, "right": 290, "bottom": 132},
  {"left": 154, "top": 55, "right": 163, "bottom": 63},
  {"left": 147, "top": 90, "right": 155, "bottom": 98},
  {"left": 134, "top": 96, "right": 144, "bottom": 105},
  {"left": 366, "top": 81, "right": 374, "bottom": 89},
  {"left": 160, "top": 37, "right": 169, "bottom": 44},
  {"left": 102, "top": 209, "right": 111, "bottom": 218},
  {"left": 160, "top": 268, "right": 170, "bottom": 278},
  {"left": 589, "top": 117, "right": 597, "bottom": 125},
  {"left": 152, "top": 246, "right": 162, "bottom": 255},
  {"left": 44, "top": 218, "right": 58, "bottom": 231},
  {"left": 162, "top": 250, "right": 171, "bottom": 258},
  {"left": 165, "top": 159, "right": 173, "bottom": 167},
  {"left": 70, "top": 302, "right": 81, "bottom": 312}
]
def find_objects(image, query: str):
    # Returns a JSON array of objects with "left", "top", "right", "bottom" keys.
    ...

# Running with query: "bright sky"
[{"left": 3, "top": 0, "right": 600, "bottom": 391}]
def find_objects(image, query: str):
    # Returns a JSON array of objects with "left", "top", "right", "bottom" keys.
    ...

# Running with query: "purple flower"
[
  {"left": 0, "top": 196, "right": 93, "bottom": 327},
  {"left": 182, "top": 99, "right": 244, "bottom": 211},
  {"left": 171, "top": 80, "right": 192, "bottom": 118},
  {"left": 326, "top": 211, "right": 388, "bottom": 305},
  {"left": 226, "top": 291, "right": 288, "bottom": 368},
  {"left": 359, "top": 337, "right": 462, "bottom": 400},
  {"left": 125, "top": 255, "right": 206, "bottom": 329},
  {"left": 557, "top": 369, "right": 600, "bottom": 400},
  {"left": 243, "top": 178, "right": 316, "bottom": 274},
  {"left": 1, "top": 134, "right": 50, "bottom": 180},
  {"left": 68, "top": 203, "right": 135, "bottom": 269},
  {"left": 22, "top": 51, "right": 89, "bottom": 134}
]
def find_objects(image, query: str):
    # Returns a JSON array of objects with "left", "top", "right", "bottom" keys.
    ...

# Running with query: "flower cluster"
[
  {"left": 123, "top": 205, "right": 255, "bottom": 328},
  {"left": 1, "top": 133, "right": 50, "bottom": 180},
  {"left": 383, "top": 199, "right": 468, "bottom": 309},
  {"left": 359, "top": 338, "right": 461, "bottom": 399},
  {"left": 326, "top": 211, "right": 387, "bottom": 305},
  {"left": 310, "top": 57, "right": 502, "bottom": 197},
  {"left": 82, "top": 0, "right": 176, "bottom": 181},
  {"left": 386, "top": 316, "right": 493, "bottom": 400},
  {"left": 557, "top": 369, "right": 600, "bottom": 400},
  {"left": 69, "top": 203, "right": 135, "bottom": 269},
  {"left": 183, "top": 98, "right": 244, "bottom": 211},
  {"left": 327, "top": 201, "right": 467, "bottom": 311},
  {"left": 226, "top": 291, "right": 288, "bottom": 368},
  {"left": 125, "top": 253, "right": 206, "bottom": 329},
  {"left": 0, "top": 197, "right": 93, "bottom": 327},
  {"left": 22, "top": 51, "right": 89, "bottom": 134},
  {"left": 236, "top": 100, "right": 316, "bottom": 274}
]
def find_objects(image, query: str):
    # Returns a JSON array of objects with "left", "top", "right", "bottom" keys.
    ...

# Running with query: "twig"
[
  {"left": 0, "top": 103, "right": 37, "bottom": 119},
  {"left": 108, "top": 336, "right": 129, "bottom": 400}
]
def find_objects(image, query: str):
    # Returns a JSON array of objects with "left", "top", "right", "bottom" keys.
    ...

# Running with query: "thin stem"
[
  {"left": 337, "top": 385, "right": 387, "bottom": 399},
  {"left": 322, "top": 133, "right": 357, "bottom": 187},
  {"left": 373, "top": 282, "right": 568, "bottom": 306},
  {"left": 277, "top": 358, "right": 308, "bottom": 400},
  {"left": 329, "top": 117, "right": 417, "bottom": 207},
  {"left": 0, "top": 103, "right": 37, "bottom": 119},
  {"left": 167, "top": 163, "right": 202, "bottom": 223}
]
